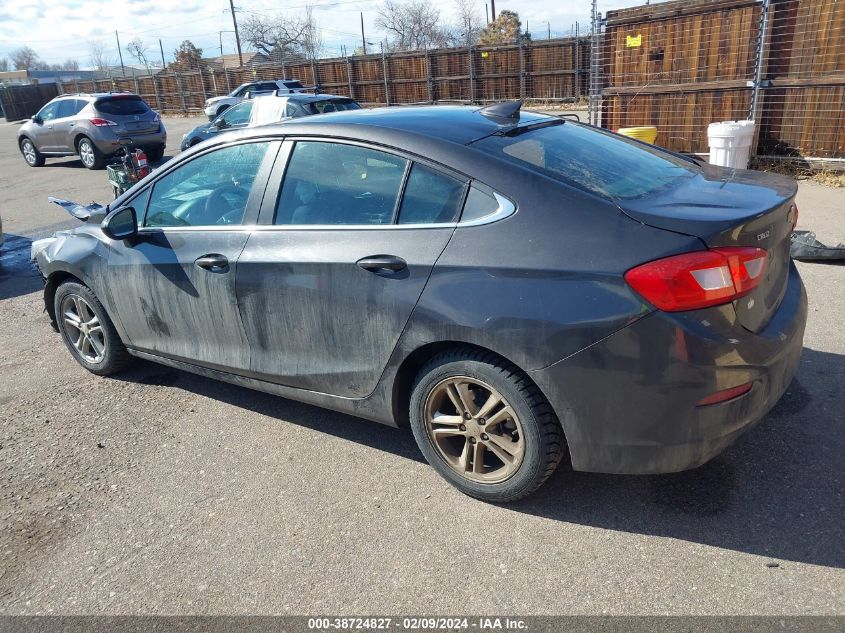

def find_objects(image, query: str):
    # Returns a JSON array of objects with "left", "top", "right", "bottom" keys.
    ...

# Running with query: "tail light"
[
  {"left": 625, "top": 247, "right": 768, "bottom": 312},
  {"left": 90, "top": 118, "right": 117, "bottom": 127},
  {"left": 696, "top": 382, "right": 753, "bottom": 406}
]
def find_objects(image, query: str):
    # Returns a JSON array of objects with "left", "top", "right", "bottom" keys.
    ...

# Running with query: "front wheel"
[
  {"left": 20, "top": 138, "right": 45, "bottom": 167},
  {"left": 54, "top": 281, "right": 131, "bottom": 375},
  {"left": 77, "top": 136, "right": 105, "bottom": 170},
  {"left": 409, "top": 349, "right": 566, "bottom": 503}
]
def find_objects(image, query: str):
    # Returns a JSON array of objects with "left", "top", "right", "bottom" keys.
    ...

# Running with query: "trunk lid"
[{"left": 618, "top": 165, "right": 798, "bottom": 332}]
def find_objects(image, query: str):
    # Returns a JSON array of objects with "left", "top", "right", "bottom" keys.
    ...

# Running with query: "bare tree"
[
  {"left": 454, "top": 0, "right": 482, "bottom": 46},
  {"left": 126, "top": 38, "right": 152, "bottom": 74},
  {"left": 11, "top": 46, "right": 47, "bottom": 71},
  {"left": 242, "top": 12, "right": 310, "bottom": 63},
  {"left": 89, "top": 42, "right": 114, "bottom": 74},
  {"left": 50, "top": 59, "right": 79, "bottom": 71},
  {"left": 0, "top": 58, "right": 8, "bottom": 72},
  {"left": 376, "top": 0, "right": 450, "bottom": 51}
]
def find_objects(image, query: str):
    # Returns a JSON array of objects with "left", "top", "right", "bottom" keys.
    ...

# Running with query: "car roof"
[{"left": 233, "top": 104, "right": 557, "bottom": 147}]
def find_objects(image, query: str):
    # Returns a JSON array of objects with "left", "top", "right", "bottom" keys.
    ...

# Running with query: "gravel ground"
[{"left": 0, "top": 115, "right": 843, "bottom": 615}]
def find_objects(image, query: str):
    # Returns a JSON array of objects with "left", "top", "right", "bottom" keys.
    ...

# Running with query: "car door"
[
  {"left": 52, "top": 98, "right": 86, "bottom": 152},
  {"left": 31, "top": 101, "right": 61, "bottom": 151},
  {"left": 105, "top": 139, "right": 280, "bottom": 371},
  {"left": 236, "top": 139, "right": 468, "bottom": 397}
]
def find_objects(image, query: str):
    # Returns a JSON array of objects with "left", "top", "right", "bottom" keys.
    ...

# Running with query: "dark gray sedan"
[{"left": 31, "top": 103, "right": 807, "bottom": 502}]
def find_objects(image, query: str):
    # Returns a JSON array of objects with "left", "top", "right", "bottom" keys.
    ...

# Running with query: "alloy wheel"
[
  {"left": 61, "top": 294, "right": 106, "bottom": 363},
  {"left": 22, "top": 140, "right": 37, "bottom": 165},
  {"left": 423, "top": 376, "right": 525, "bottom": 484},
  {"left": 79, "top": 140, "right": 95, "bottom": 167}
]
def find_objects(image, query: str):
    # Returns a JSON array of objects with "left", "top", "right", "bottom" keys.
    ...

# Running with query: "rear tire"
[
  {"left": 77, "top": 136, "right": 105, "bottom": 170},
  {"left": 20, "top": 138, "right": 45, "bottom": 167},
  {"left": 54, "top": 281, "right": 131, "bottom": 376},
  {"left": 409, "top": 348, "right": 565, "bottom": 503}
]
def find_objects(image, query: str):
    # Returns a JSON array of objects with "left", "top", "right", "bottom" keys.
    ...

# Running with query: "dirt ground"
[{"left": 0, "top": 115, "right": 843, "bottom": 615}]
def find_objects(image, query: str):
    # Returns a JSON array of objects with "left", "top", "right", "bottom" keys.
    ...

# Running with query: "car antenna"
[{"left": 480, "top": 100, "right": 523, "bottom": 121}]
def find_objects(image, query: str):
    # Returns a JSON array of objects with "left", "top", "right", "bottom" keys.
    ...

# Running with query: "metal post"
[
  {"left": 589, "top": 0, "right": 600, "bottom": 126},
  {"left": 574, "top": 22, "right": 580, "bottom": 101},
  {"left": 175, "top": 72, "right": 187, "bottom": 114},
  {"left": 749, "top": 0, "right": 772, "bottom": 124},
  {"left": 518, "top": 37, "right": 525, "bottom": 99},
  {"left": 133, "top": 76, "right": 140, "bottom": 98},
  {"left": 424, "top": 48, "right": 433, "bottom": 103},
  {"left": 224, "top": 66, "right": 232, "bottom": 93},
  {"left": 361, "top": 12, "right": 367, "bottom": 55},
  {"left": 311, "top": 58, "right": 319, "bottom": 91},
  {"left": 159, "top": 39, "right": 166, "bottom": 70},
  {"left": 346, "top": 55, "right": 355, "bottom": 100},
  {"left": 468, "top": 45, "right": 475, "bottom": 104},
  {"left": 152, "top": 74, "right": 162, "bottom": 112},
  {"left": 381, "top": 44, "right": 390, "bottom": 105}
]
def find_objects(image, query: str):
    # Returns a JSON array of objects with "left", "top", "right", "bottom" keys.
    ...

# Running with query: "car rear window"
[
  {"left": 95, "top": 96, "right": 150, "bottom": 116},
  {"left": 301, "top": 99, "right": 361, "bottom": 114},
  {"left": 471, "top": 121, "right": 697, "bottom": 200},
  {"left": 283, "top": 81, "right": 304, "bottom": 89}
]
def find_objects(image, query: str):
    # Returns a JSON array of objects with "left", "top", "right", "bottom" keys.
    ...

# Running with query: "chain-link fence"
[{"left": 589, "top": 0, "right": 844, "bottom": 162}]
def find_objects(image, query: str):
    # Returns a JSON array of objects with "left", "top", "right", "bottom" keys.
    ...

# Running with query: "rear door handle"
[
  {"left": 195, "top": 254, "right": 229, "bottom": 272},
  {"left": 356, "top": 255, "right": 407, "bottom": 273}
]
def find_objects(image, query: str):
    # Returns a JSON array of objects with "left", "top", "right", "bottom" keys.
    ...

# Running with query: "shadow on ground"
[
  {"left": 0, "top": 234, "right": 43, "bottom": 300},
  {"left": 114, "top": 346, "right": 845, "bottom": 570}
]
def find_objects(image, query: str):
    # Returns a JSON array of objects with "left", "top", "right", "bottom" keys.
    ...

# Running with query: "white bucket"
[{"left": 707, "top": 120, "right": 756, "bottom": 169}]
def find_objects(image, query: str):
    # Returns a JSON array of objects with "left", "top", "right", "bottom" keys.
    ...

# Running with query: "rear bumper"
[
  {"left": 92, "top": 129, "right": 167, "bottom": 156},
  {"left": 530, "top": 261, "right": 808, "bottom": 474}
]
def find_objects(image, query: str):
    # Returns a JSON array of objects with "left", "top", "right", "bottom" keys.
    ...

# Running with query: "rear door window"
[
  {"left": 275, "top": 141, "right": 407, "bottom": 225},
  {"left": 471, "top": 121, "right": 697, "bottom": 200},
  {"left": 56, "top": 99, "right": 85, "bottom": 118},
  {"left": 95, "top": 96, "right": 150, "bottom": 116},
  {"left": 398, "top": 164, "right": 466, "bottom": 224}
]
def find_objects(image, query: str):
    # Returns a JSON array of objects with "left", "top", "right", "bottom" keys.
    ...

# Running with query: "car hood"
[
  {"left": 206, "top": 96, "right": 229, "bottom": 105},
  {"left": 184, "top": 122, "right": 214, "bottom": 138}
]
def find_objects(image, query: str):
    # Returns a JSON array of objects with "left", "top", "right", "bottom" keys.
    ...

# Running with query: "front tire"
[
  {"left": 77, "top": 136, "right": 105, "bottom": 170},
  {"left": 20, "top": 138, "right": 45, "bottom": 167},
  {"left": 409, "top": 349, "right": 565, "bottom": 503},
  {"left": 54, "top": 282, "right": 131, "bottom": 375}
]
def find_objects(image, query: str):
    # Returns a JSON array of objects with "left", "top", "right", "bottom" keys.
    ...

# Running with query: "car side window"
[
  {"left": 56, "top": 99, "right": 80, "bottom": 119},
  {"left": 144, "top": 142, "right": 270, "bottom": 228},
  {"left": 285, "top": 102, "right": 300, "bottom": 117},
  {"left": 220, "top": 102, "right": 252, "bottom": 127},
  {"left": 38, "top": 102, "right": 60, "bottom": 122},
  {"left": 398, "top": 164, "right": 467, "bottom": 224},
  {"left": 274, "top": 142, "right": 407, "bottom": 225}
]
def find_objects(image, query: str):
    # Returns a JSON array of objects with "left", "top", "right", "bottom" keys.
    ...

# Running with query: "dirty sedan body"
[{"left": 32, "top": 104, "right": 807, "bottom": 502}]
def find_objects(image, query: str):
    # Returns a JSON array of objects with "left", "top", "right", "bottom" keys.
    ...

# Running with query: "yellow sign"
[
  {"left": 481, "top": 51, "right": 489, "bottom": 58},
  {"left": 626, "top": 34, "right": 642, "bottom": 48}
]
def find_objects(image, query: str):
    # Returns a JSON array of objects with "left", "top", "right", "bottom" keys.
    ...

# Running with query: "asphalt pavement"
[{"left": 0, "top": 115, "right": 843, "bottom": 615}]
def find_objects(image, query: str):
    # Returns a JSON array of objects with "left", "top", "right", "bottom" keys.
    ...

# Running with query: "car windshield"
[
  {"left": 95, "top": 96, "right": 149, "bottom": 116},
  {"left": 301, "top": 99, "right": 361, "bottom": 115},
  {"left": 471, "top": 121, "right": 698, "bottom": 200}
]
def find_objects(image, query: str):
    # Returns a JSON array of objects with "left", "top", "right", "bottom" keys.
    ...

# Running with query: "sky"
[{"left": 0, "top": 0, "right": 662, "bottom": 69}]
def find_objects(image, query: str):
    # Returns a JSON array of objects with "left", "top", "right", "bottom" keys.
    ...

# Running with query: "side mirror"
[
  {"left": 214, "top": 118, "right": 226, "bottom": 129},
  {"left": 102, "top": 206, "right": 138, "bottom": 241},
  {"left": 31, "top": 115, "right": 42, "bottom": 125}
]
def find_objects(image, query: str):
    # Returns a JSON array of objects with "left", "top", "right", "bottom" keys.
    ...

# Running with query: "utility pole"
[
  {"left": 361, "top": 13, "right": 367, "bottom": 54},
  {"left": 490, "top": 0, "right": 496, "bottom": 21},
  {"left": 548, "top": 22, "right": 551, "bottom": 40},
  {"left": 159, "top": 39, "right": 166, "bottom": 70},
  {"left": 228, "top": 0, "right": 244, "bottom": 66},
  {"left": 115, "top": 30, "right": 125, "bottom": 77},
  {"left": 485, "top": 4, "right": 489, "bottom": 24}
]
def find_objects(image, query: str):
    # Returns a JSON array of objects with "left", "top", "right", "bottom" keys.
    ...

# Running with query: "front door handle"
[
  {"left": 195, "top": 254, "right": 229, "bottom": 272},
  {"left": 356, "top": 255, "right": 407, "bottom": 273}
]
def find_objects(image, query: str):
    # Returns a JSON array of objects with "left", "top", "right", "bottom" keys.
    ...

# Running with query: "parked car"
[
  {"left": 18, "top": 93, "right": 166, "bottom": 170},
  {"left": 203, "top": 79, "right": 307, "bottom": 119},
  {"left": 31, "top": 103, "right": 807, "bottom": 502},
  {"left": 182, "top": 94, "right": 360, "bottom": 150}
]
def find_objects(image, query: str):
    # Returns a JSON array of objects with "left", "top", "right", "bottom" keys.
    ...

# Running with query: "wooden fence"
[
  {"left": 0, "top": 83, "right": 59, "bottom": 121},
  {"left": 47, "top": 36, "right": 590, "bottom": 115},
  {"left": 599, "top": 0, "right": 845, "bottom": 160}
]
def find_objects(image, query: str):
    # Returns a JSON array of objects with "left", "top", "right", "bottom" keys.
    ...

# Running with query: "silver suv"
[
  {"left": 18, "top": 93, "right": 167, "bottom": 170},
  {"left": 203, "top": 80, "right": 307, "bottom": 119}
]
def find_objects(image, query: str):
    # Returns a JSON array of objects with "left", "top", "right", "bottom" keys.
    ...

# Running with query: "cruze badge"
[{"left": 757, "top": 229, "right": 771, "bottom": 241}]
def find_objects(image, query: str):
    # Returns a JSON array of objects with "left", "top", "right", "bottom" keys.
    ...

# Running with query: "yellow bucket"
[{"left": 617, "top": 126, "right": 658, "bottom": 144}]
